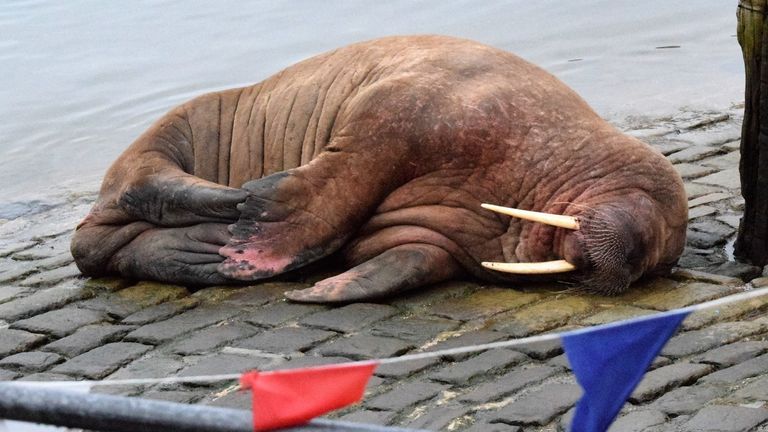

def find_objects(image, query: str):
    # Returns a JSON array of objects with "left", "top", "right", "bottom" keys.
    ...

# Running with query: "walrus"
[{"left": 71, "top": 35, "right": 687, "bottom": 303}]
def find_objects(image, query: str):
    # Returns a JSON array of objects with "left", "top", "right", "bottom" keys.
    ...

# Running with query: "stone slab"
[
  {"left": 630, "top": 282, "right": 737, "bottom": 311},
  {"left": 688, "top": 192, "right": 732, "bottom": 208},
  {"left": 243, "top": 301, "right": 326, "bottom": 327},
  {"left": 338, "top": 410, "right": 397, "bottom": 426},
  {"left": 693, "top": 168, "right": 741, "bottom": 190},
  {"left": 0, "top": 328, "right": 46, "bottom": 358},
  {"left": 428, "top": 288, "right": 542, "bottom": 321},
  {"left": 365, "top": 380, "right": 447, "bottom": 411},
  {"left": 0, "top": 286, "right": 27, "bottom": 305},
  {"left": 608, "top": 410, "right": 667, "bottom": 432},
  {"left": 234, "top": 327, "right": 336, "bottom": 354},
  {"left": 125, "top": 305, "right": 240, "bottom": 344},
  {"left": 121, "top": 297, "right": 200, "bottom": 325},
  {"left": 732, "top": 376, "right": 768, "bottom": 402},
  {"left": 684, "top": 183, "right": 722, "bottom": 199},
  {"left": 652, "top": 384, "right": 727, "bottom": 415},
  {"left": 0, "top": 351, "right": 63, "bottom": 372},
  {"left": 424, "top": 330, "right": 507, "bottom": 361},
  {"left": 368, "top": 317, "right": 460, "bottom": 343},
  {"left": 492, "top": 297, "right": 593, "bottom": 336},
  {"left": 299, "top": 303, "right": 398, "bottom": 333},
  {"left": 41, "top": 324, "right": 134, "bottom": 357},
  {"left": 459, "top": 364, "right": 562, "bottom": 403},
  {"left": 489, "top": 383, "right": 581, "bottom": 426},
  {"left": 0, "top": 281, "right": 95, "bottom": 321},
  {"left": 702, "top": 353, "right": 768, "bottom": 384},
  {"left": 79, "top": 282, "right": 189, "bottom": 318},
  {"left": 429, "top": 349, "right": 528, "bottom": 384},
  {"left": 695, "top": 341, "right": 768, "bottom": 367},
  {"left": 19, "top": 263, "right": 82, "bottom": 287},
  {"left": 405, "top": 405, "right": 470, "bottom": 430},
  {"left": 630, "top": 363, "right": 713, "bottom": 403},
  {"left": 581, "top": 306, "right": 655, "bottom": 326},
  {"left": 375, "top": 357, "right": 441, "bottom": 378},
  {"left": 682, "top": 405, "right": 768, "bottom": 432},
  {"left": 11, "top": 307, "right": 108, "bottom": 338},
  {"left": 674, "top": 163, "right": 717, "bottom": 179},
  {"left": 52, "top": 342, "right": 152, "bottom": 379},
  {"left": 177, "top": 353, "right": 279, "bottom": 380},
  {"left": 667, "top": 146, "right": 724, "bottom": 164},
  {"left": 312, "top": 334, "right": 414, "bottom": 360},
  {"left": 662, "top": 321, "right": 767, "bottom": 358},
  {"left": 169, "top": 322, "right": 260, "bottom": 355}
]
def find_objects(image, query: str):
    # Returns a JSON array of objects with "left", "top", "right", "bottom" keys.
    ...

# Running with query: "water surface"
[{"left": 0, "top": 0, "right": 743, "bottom": 214}]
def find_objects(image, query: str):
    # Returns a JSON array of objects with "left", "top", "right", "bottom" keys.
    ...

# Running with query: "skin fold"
[{"left": 71, "top": 35, "right": 688, "bottom": 302}]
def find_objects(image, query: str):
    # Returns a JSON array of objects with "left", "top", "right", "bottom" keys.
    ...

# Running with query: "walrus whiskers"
[
  {"left": 481, "top": 260, "right": 577, "bottom": 274},
  {"left": 481, "top": 203, "right": 580, "bottom": 230}
]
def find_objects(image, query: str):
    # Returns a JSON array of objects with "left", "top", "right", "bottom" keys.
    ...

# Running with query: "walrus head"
[{"left": 481, "top": 192, "right": 685, "bottom": 295}]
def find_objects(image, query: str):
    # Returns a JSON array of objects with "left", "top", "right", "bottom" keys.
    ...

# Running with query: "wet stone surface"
[{"left": 2, "top": 111, "right": 768, "bottom": 431}]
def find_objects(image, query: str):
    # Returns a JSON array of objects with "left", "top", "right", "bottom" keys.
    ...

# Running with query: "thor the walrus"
[{"left": 71, "top": 35, "right": 688, "bottom": 303}]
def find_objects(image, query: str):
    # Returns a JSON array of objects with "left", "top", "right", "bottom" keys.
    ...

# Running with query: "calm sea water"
[{"left": 0, "top": 0, "right": 743, "bottom": 216}]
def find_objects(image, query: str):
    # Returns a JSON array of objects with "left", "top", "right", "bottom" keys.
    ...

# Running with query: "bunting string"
[{"left": 12, "top": 285, "right": 768, "bottom": 389}]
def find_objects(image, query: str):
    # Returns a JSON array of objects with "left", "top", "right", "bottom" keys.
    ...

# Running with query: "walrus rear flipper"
[
  {"left": 107, "top": 223, "right": 234, "bottom": 286},
  {"left": 284, "top": 244, "right": 460, "bottom": 303}
]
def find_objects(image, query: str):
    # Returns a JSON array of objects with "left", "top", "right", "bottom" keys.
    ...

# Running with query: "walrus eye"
[{"left": 480, "top": 202, "right": 579, "bottom": 275}]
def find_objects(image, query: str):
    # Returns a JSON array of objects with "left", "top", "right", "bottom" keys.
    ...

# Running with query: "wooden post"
[{"left": 735, "top": 0, "right": 768, "bottom": 267}]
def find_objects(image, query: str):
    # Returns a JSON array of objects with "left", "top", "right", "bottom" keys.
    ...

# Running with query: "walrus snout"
[
  {"left": 479, "top": 196, "right": 674, "bottom": 296},
  {"left": 564, "top": 203, "right": 657, "bottom": 295}
]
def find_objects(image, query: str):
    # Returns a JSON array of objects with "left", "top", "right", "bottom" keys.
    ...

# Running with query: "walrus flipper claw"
[{"left": 284, "top": 244, "right": 460, "bottom": 303}]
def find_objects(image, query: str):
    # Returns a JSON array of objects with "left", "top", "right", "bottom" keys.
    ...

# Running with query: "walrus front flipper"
[
  {"left": 118, "top": 170, "right": 248, "bottom": 227},
  {"left": 108, "top": 223, "right": 234, "bottom": 286},
  {"left": 219, "top": 129, "right": 411, "bottom": 281},
  {"left": 284, "top": 244, "right": 460, "bottom": 303}
]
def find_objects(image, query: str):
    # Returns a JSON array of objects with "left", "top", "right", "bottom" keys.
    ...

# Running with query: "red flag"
[{"left": 240, "top": 361, "right": 378, "bottom": 431}]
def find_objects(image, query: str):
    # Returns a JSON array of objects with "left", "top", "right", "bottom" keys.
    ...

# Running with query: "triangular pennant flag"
[
  {"left": 240, "top": 361, "right": 378, "bottom": 431},
  {"left": 563, "top": 310, "right": 689, "bottom": 432}
]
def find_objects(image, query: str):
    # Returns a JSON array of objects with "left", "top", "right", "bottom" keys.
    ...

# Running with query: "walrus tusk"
[
  {"left": 481, "top": 259, "right": 577, "bottom": 274},
  {"left": 481, "top": 203, "right": 580, "bottom": 230}
]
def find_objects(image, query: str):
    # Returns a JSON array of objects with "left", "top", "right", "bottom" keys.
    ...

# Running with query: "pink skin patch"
[{"left": 218, "top": 244, "right": 293, "bottom": 280}]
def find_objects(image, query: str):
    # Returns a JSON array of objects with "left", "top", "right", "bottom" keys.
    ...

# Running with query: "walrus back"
[{"left": 170, "top": 35, "right": 604, "bottom": 189}]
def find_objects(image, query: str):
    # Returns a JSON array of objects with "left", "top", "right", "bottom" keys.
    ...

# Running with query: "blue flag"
[{"left": 563, "top": 310, "right": 689, "bottom": 432}]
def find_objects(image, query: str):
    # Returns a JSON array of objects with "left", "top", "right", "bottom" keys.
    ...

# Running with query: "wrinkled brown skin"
[{"left": 71, "top": 35, "right": 688, "bottom": 303}]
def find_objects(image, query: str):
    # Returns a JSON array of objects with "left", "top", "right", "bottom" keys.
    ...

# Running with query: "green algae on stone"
[
  {"left": 580, "top": 305, "right": 656, "bottom": 326},
  {"left": 630, "top": 281, "right": 741, "bottom": 311},
  {"left": 84, "top": 277, "right": 133, "bottom": 293},
  {"left": 428, "top": 287, "right": 544, "bottom": 322},
  {"left": 391, "top": 280, "right": 482, "bottom": 313},
  {"left": 681, "top": 296, "right": 768, "bottom": 330},
  {"left": 191, "top": 286, "right": 238, "bottom": 303},
  {"left": 671, "top": 269, "right": 744, "bottom": 287},
  {"left": 223, "top": 282, "right": 304, "bottom": 306},
  {"left": 115, "top": 281, "right": 189, "bottom": 307},
  {"left": 491, "top": 297, "right": 593, "bottom": 336}
]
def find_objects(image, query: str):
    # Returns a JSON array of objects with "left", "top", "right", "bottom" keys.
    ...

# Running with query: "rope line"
[{"left": 9, "top": 285, "right": 768, "bottom": 388}]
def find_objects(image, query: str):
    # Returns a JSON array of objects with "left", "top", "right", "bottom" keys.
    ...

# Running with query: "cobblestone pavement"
[{"left": 2, "top": 109, "right": 768, "bottom": 431}]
